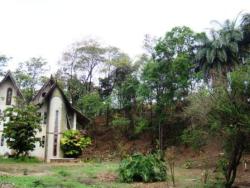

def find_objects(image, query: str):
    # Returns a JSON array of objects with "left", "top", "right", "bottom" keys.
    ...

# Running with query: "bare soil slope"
[{"left": 82, "top": 116, "right": 250, "bottom": 187}]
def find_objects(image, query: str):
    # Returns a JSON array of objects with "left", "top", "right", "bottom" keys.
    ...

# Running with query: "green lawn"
[
  {"left": 0, "top": 161, "right": 129, "bottom": 188},
  {"left": 0, "top": 157, "right": 206, "bottom": 188}
]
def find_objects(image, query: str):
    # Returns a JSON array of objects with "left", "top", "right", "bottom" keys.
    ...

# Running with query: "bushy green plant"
[
  {"left": 58, "top": 170, "right": 70, "bottom": 177},
  {"left": 181, "top": 128, "right": 206, "bottom": 150},
  {"left": 134, "top": 117, "right": 149, "bottom": 134},
  {"left": 183, "top": 159, "right": 194, "bottom": 169},
  {"left": 60, "top": 130, "right": 91, "bottom": 158},
  {"left": 32, "top": 179, "right": 46, "bottom": 187},
  {"left": 118, "top": 153, "right": 167, "bottom": 183},
  {"left": 112, "top": 116, "right": 130, "bottom": 127},
  {"left": 80, "top": 92, "right": 104, "bottom": 118}
]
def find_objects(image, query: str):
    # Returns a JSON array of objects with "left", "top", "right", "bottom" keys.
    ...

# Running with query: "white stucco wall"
[
  {"left": 0, "top": 79, "right": 17, "bottom": 128},
  {"left": 29, "top": 103, "right": 47, "bottom": 159},
  {"left": 46, "top": 88, "right": 68, "bottom": 162},
  {"left": 0, "top": 79, "right": 18, "bottom": 155},
  {"left": 0, "top": 133, "right": 11, "bottom": 155}
]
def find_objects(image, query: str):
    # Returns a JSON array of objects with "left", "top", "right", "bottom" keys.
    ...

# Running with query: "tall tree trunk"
[
  {"left": 88, "top": 74, "right": 92, "bottom": 93},
  {"left": 211, "top": 67, "right": 228, "bottom": 88},
  {"left": 159, "top": 121, "right": 163, "bottom": 151},
  {"left": 225, "top": 132, "right": 246, "bottom": 188},
  {"left": 106, "top": 104, "right": 109, "bottom": 127},
  {"left": 150, "top": 100, "right": 153, "bottom": 127}
]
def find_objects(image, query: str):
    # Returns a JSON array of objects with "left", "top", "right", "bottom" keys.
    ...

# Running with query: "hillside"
[{"left": 82, "top": 116, "right": 250, "bottom": 187}]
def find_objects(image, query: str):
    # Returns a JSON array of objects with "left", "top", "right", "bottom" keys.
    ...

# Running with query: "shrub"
[
  {"left": 118, "top": 153, "right": 167, "bottom": 183},
  {"left": 60, "top": 130, "right": 91, "bottom": 158},
  {"left": 183, "top": 159, "right": 194, "bottom": 169},
  {"left": 112, "top": 116, "right": 130, "bottom": 127},
  {"left": 181, "top": 128, "right": 206, "bottom": 150},
  {"left": 111, "top": 116, "right": 130, "bottom": 135},
  {"left": 134, "top": 117, "right": 149, "bottom": 134}
]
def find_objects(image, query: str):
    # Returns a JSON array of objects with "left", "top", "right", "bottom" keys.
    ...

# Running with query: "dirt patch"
[
  {"left": 0, "top": 164, "right": 51, "bottom": 176},
  {"left": 234, "top": 182, "right": 250, "bottom": 188},
  {"left": 77, "top": 177, "right": 97, "bottom": 185},
  {"left": 132, "top": 182, "right": 168, "bottom": 188},
  {"left": 83, "top": 116, "right": 154, "bottom": 161},
  {"left": 97, "top": 172, "right": 117, "bottom": 182},
  {"left": 0, "top": 171, "right": 11, "bottom": 176},
  {"left": 0, "top": 183, "right": 15, "bottom": 188}
]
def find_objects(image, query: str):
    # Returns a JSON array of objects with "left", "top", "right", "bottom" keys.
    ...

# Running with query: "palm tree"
[
  {"left": 196, "top": 18, "right": 243, "bottom": 85},
  {"left": 239, "top": 13, "right": 250, "bottom": 58}
]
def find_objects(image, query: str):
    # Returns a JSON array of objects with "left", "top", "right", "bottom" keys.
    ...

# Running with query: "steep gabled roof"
[
  {"left": 32, "top": 77, "right": 90, "bottom": 125},
  {"left": 0, "top": 71, "right": 23, "bottom": 98},
  {"left": 32, "top": 75, "right": 55, "bottom": 102}
]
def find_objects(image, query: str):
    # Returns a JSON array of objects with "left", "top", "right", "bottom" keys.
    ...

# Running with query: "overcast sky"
[{"left": 0, "top": 0, "right": 249, "bottom": 72}]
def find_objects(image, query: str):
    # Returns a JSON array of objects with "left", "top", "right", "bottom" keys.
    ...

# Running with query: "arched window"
[
  {"left": 0, "top": 136, "right": 4, "bottom": 146},
  {"left": 53, "top": 110, "right": 59, "bottom": 156},
  {"left": 6, "top": 88, "right": 12, "bottom": 105}
]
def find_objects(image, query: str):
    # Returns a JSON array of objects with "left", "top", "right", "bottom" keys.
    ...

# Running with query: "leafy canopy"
[
  {"left": 2, "top": 104, "right": 42, "bottom": 157},
  {"left": 79, "top": 92, "right": 104, "bottom": 119}
]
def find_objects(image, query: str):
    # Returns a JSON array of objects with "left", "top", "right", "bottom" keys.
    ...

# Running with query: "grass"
[
  {"left": 0, "top": 161, "right": 130, "bottom": 188},
  {"left": 0, "top": 159, "right": 208, "bottom": 188},
  {"left": 0, "top": 156, "right": 41, "bottom": 164}
]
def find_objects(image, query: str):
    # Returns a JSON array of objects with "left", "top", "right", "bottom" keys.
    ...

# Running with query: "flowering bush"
[{"left": 60, "top": 130, "right": 91, "bottom": 158}]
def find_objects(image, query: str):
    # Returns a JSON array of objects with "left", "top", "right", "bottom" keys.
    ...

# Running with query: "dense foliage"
[
  {"left": 118, "top": 153, "right": 167, "bottom": 183},
  {"left": 185, "top": 64, "right": 250, "bottom": 187},
  {"left": 79, "top": 92, "right": 104, "bottom": 119},
  {"left": 2, "top": 104, "right": 41, "bottom": 157},
  {"left": 60, "top": 130, "right": 91, "bottom": 158},
  {"left": 181, "top": 128, "right": 207, "bottom": 150}
]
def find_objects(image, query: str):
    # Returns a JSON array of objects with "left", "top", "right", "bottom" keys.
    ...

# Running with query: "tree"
[
  {"left": 185, "top": 64, "right": 250, "bottom": 187},
  {"left": 59, "top": 39, "right": 107, "bottom": 106},
  {"left": 56, "top": 68, "right": 88, "bottom": 107},
  {"left": 99, "top": 47, "right": 130, "bottom": 126},
  {"left": 141, "top": 26, "right": 199, "bottom": 149},
  {"left": 239, "top": 13, "right": 250, "bottom": 58},
  {"left": 75, "top": 39, "right": 106, "bottom": 92},
  {"left": 143, "top": 34, "right": 157, "bottom": 56},
  {"left": 108, "top": 55, "right": 141, "bottom": 137},
  {"left": 0, "top": 55, "right": 9, "bottom": 76},
  {"left": 2, "top": 104, "right": 42, "bottom": 157},
  {"left": 116, "top": 75, "right": 140, "bottom": 137},
  {"left": 79, "top": 92, "right": 104, "bottom": 119},
  {"left": 154, "top": 26, "right": 198, "bottom": 61},
  {"left": 68, "top": 76, "right": 88, "bottom": 108},
  {"left": 101, "top": 46, "right": 122, "bottom": 77},
  {"left": 196, "top": 18, "right": 243, "bottom": 85},
  {"left": 59, "top": 43, "right": 87, "bottom": 105},
  {"left": 100, "top": 52, "right": 139, "bottom": 133},
  {"left": 99, "top": 76, "right": 113, "bottom": 126},
  {"left": 14, "top": 57, "right": 48, "bottom": 102},
  {"left": 61, "top": 39, "right": 106, "bottom": 92}
]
